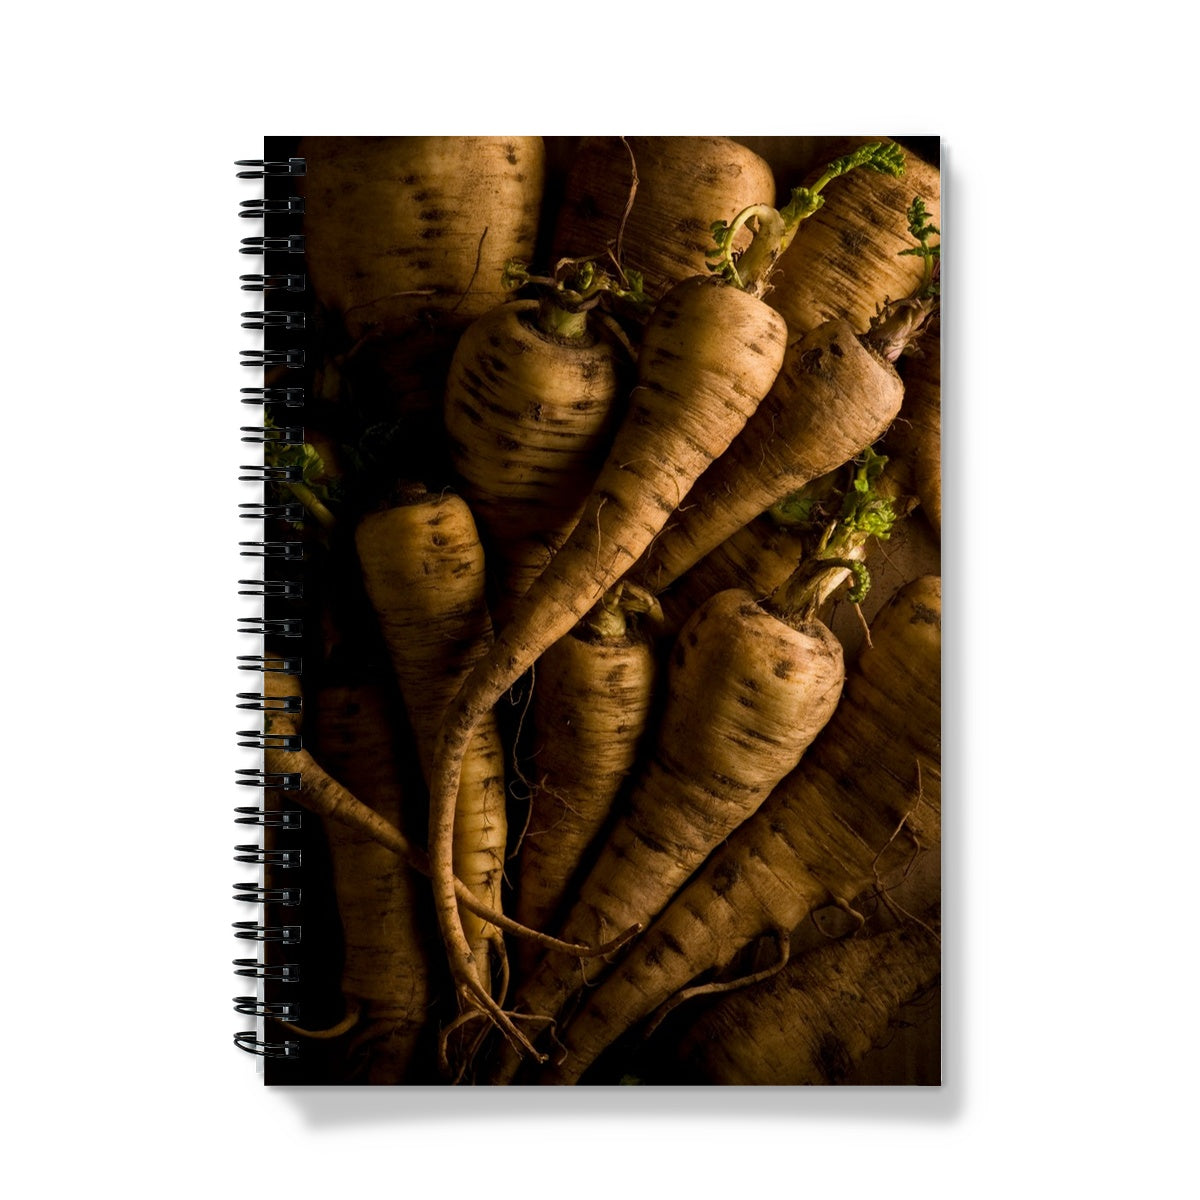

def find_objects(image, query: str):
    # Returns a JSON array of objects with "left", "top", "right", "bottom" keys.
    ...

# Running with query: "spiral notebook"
[{"left": 235, "top": 136, "right": 943, "bottom": 1086}]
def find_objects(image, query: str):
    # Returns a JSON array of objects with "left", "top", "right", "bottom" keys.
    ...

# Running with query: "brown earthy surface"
[{"left": 551, "top": 136, "right": 775, "bottom": 300}]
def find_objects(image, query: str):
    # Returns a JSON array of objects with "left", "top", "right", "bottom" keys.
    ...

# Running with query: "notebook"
[{"left": 235, "top": 136, "right": 942, "bottom": 1086}]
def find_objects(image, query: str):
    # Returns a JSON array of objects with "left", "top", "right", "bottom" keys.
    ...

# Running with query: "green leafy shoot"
[
  {"left": 836, "top": 446, "right": 898, "bottom": 541},
  {"left": 263, "top": 414, "right": 338, "bottom": 530},
  {"left": 811, "top": 448, "right": 900, "bottom": 607},
  {"left": 898, "top": 196, "right": 940, "bottom": 297},
  {"left": 781, "top": 142, "right": 907, "bottom": 229},
  {"left": 706, "top": 217, "right": 742, "bottom": 286},
  {"left": 503, "top": 256, "right": 652, "bottom": 336},
  {"left": 770, "top": 489, "right": 824, "bottom": 527},
  {"left": 707, "top": 142, "right": 906, "bottom": 294},
  {"left": 767, "top": 448, "right": 906, "bottom": 616}
]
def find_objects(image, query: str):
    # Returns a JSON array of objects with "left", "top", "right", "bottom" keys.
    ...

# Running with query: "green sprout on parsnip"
[
  {"left": 770, "top": 448, "right": 905, "bottom": 614},
  {"left": 836, "top": 446, "right": 898, "bottom": 541},
  {"left": 898, "top": 196, "right": 940, "bottom": 298},
  {"left": 502, "top": 256, "right": 651, "bottom": 338},
  {"left": 863, "top": 196, "right": 941, "bottom": 361},
  {"left": 707, "top": 142, "right": 907, "bottom": 295},
  {"left": 263, "top": 414, "right": 338, "bottom": 531},
  {"left": 770, "top": 491, "right": 825, "bottom": 527}
]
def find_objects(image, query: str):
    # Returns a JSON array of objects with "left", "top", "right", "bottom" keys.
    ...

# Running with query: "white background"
[{"left": 4, "top": 2, "right": 1196, "bottom": 1196}]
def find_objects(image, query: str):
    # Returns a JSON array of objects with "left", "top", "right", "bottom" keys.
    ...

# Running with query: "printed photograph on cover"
[{"left": 251, "top": 135, "right": 942, "bottom": 1085}]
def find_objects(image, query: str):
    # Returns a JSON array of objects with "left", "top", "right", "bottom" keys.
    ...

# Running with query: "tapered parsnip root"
[
  {"left": 514, "top": 592, "right": 658, "bottom": 975},
  {"left": 428, "top": 274, "right": 788, "bottom": 1043},
  {"left": 503, "top": 586, "right": 845, "bottom": 1072},
  {"left": 655, "top": 459, "right": 899, "bottom": 635},
  {"left": 305, "top": 683, "right": 431, "bottom": 1082},
  {"left": 260, "top": 668, "right": 633, "bottom": 964},
  {"left": 355, "top": 492, "right": 508, "bottom": 997},
  {"left": 657, "top": 509, "right": 810, "bottom": 636},
  {"left": 675, "top": 922, "right": 940, "bottom": 1084},
  {"left": 634, "top": 319, "right": 907, "bottom": 595},
  {"left": 551, "top": 137, "right": 776, "bottom": 299},
  {"left": 536, "top": 575, "right": 941, "bottom": 1083},
  {"left": 443, "top": 297, "right": 627, "bottom": 616}
]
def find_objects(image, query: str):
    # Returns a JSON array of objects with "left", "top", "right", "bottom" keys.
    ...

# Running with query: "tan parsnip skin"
[
  {"left": 443, "top": 301, "right": 626, "bottom": 616},
  {"left": 428, "top": 275, "right": 788, "bottom": 1048},
  {"left": 499, "top": 589, "right": 845, "bottom": 1075},
  {"left": 657, "top": 512, "right": 809, "bottom": 636},
  {"left": 311, "top": 683, "right": 432, "bottom": 1083},
  {"left": 515, "top": 622, "right": 657, "bottom": 974},
  {"left": 300, "top": 136, "right": 545, "bottom": 341},
  {"left": 355, "top": 495, "right": 508, "bottom": 995},
  {"left": 676, "top": 922, "right": 940, "bottom": 1085},
  {"left": 298, "top": 137, "right": 546, "bottom": 481},
  {"left": 538, "top": 575, "right": 941, "bottom": 1084},
  {"left": 551, "top": 137, "right": 776, "bottom": 300},
  {"left": 635, "top": 319, "right": 905, "bottom": 595},
  {"left": 895, "top": 321, "right": 942, "bottom": 535},
  {"left": 768, "top": 147, "right": 940, "bottom": 338},
  {"left": 260, "top": 670, "right": 629, "bottom": 962}
]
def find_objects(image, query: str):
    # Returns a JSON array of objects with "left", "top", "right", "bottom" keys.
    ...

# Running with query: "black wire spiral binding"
[{"left": 235, "top": 154, "right": 306, "bottom": 1063}]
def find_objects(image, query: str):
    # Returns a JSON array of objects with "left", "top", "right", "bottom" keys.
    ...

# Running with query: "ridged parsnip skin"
[
  {"left": 768, "top": 149, "right": 940, "bottom": 337},
  {"left": 897, "top": 327, "right": 941, "bottom": 536},
  {"left": 635, "top": 320, "right": 905, "bottom": 594},
  {"left": 314, "top": 684, "right": 431, "bottom": 1084},
  {"left": 515, "top": 629, "right": 657, "bottom": 965},
  {"left": 444, "top": 302, "right": 625, "bottom": 612},
  {"left": 551, "top": 137, "right": 776, "bottom": 300},
  {"left": 732, "top": 136, "right": 883, "bottom": 188},
  {"left": 428, "top": 276, "right": 787, "bottom": 1024},
  {"left": 510, "top": 590, "right": 846, "bottom": 1051},
  {"left": 437, "top": 277, "right": 788, "bottom": 733},
  {"left": 300, "top": 136, "right": 545, "bottom": 340},
  {"left": 355, "top": 496, "right": 507, "bottom": 990},
  {"left": 658, "top": 514, "right": 808, "bottom": 636},
  {"left": 676, "top": 924, "right": 940, "bottom": 1085},
  {"left": 539, "top": 575, "right": 941, "bottom": 1084}
]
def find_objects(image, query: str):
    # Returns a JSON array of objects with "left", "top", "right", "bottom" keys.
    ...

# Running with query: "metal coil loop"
[
  {"left": 237, "top": 579, "right": 304, "bottom": 599},
  {"left": 240, "top": 424, "right": 303, "bottom": 444},
  {"left": 234, "top": 158, "right": 306, "bottom": 178},
  {"left": 238, "top": 540, "right": 303, "bottom": 560},
  {"left": 238, "top": 616, "right": 303, "bottom": 638},
  {"left": 237, "top": 728, "right": 303, "bottom": 751},
  {"left": 236, "top": 655, "right": 302, "bottom": 674},
  {"left": 240, "top": 274, "right": 306, "bottom": 293},
  {"left": 234, "top": 807, "right": 302, "bottom": 829},
  {"left": 238, "top": 503, "right": 303, "bottom": 522},
  {"left": 233, "top": 959, "right": 300, "bottom": 981},
  {"left": 240, "top": 348, "right": 305, "bottom": 369},
  {"left": 240, "top": 234, "right": 305, "bottom": 255},
  {"left": 236, "top": 691, "right": 302, "bottom": 711},
  {"left": 233, "top": 997, "right": 299, "bottom": 1020},
  {"left": 234, "top": 1032, "right": 301, "bottom": 1059},
  {"left": 233, "top": 922, "right": 302, "bottom": 943},
  {"left": 240, "top": 311, "right": 306, "bottom": 331},
  {"left": 238, "top": 465, "right": 301, "bottom": 484},
  {"left": 234, "top": 771, "right": 301, "bottom": 792},
  {"left": 233, "top": 884, "right": 301, "bottom": 906},
  {"left": 234, "top": 845, "right": 302, "bottom": 867},
  {"left": 239, "top": 196, "right": 305, "bottom": 216},
  {"left": 240, "top": 386, "right": 305, "bottom": 407}
]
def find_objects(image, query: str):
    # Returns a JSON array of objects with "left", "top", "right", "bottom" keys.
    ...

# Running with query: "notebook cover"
[{"left": 244, "top": 135, "right": 942, "bottom": 1086}]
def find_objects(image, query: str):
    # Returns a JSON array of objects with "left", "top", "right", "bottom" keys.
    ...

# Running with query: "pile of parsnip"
[{"left": 260, "top": 135, "right": 942, "bottom": 1086}]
